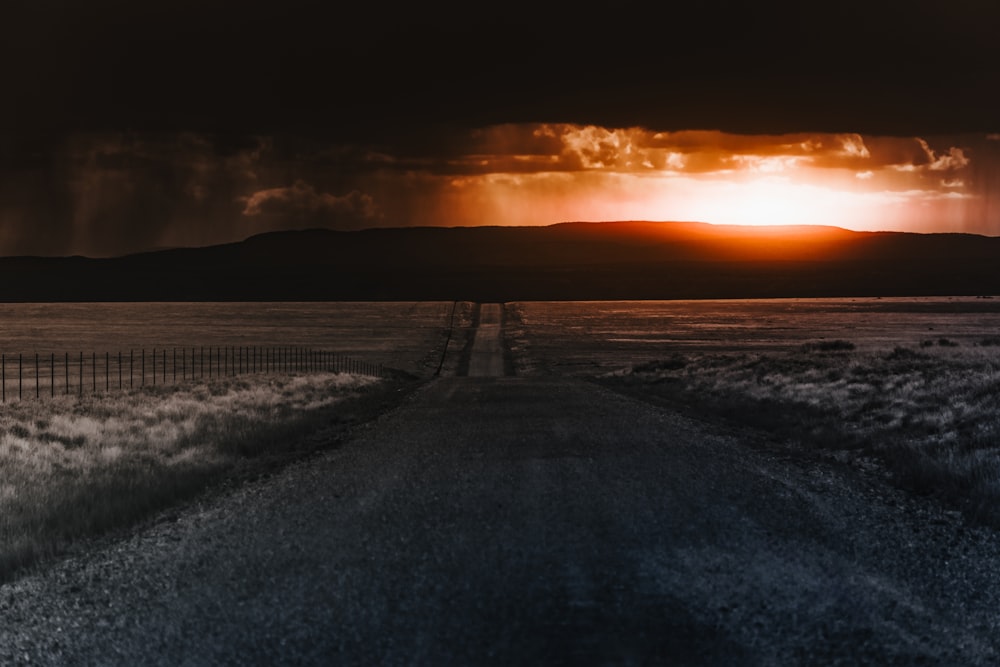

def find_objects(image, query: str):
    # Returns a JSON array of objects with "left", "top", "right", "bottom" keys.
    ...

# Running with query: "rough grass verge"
[
  {"left": 0, "top": 372, "right": 420, "bottom": 584},
  {"left": 597, "top": 343, "right": 1000, "bottom": 527}
]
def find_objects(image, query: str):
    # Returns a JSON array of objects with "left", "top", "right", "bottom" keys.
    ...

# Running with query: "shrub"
[
  {"left": 886, "top": 346, "right": 925, "bottom": 361},
  {"left": 631, "top": 355, "right": 688, "bottom": 374},
  {"left": 801, "top": 339, "right": 855, "bottom": 353}
]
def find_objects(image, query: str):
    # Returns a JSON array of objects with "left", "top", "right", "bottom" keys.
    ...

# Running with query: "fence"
[{"left": 0, "top": 346, "right": 383, "bottom": 403}]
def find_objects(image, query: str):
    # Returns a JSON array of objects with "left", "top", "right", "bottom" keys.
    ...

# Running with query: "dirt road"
[
  {"left": 2, "top": 305, "right": 999, "bottom": 665},
  {"left": 467, "top": 303, "right": 506, "bottom": 377}
]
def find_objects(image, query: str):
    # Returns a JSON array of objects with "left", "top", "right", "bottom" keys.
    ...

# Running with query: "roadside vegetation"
[
  {"left": 0, "top": 371, "right": 410, "bottom": 584},
  {"left": 601, "top": 338, "right": 1000, "bottom": 526}
]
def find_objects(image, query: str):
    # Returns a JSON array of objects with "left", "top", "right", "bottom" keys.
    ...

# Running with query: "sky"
[{"left": 3, "top": 1, "right": 1000, "bottom": 257}]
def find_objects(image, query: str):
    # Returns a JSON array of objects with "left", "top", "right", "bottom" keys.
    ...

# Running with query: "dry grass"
[
  {"left": 603, "top": 342, "right": 1000, "bottom": 525},
  {"left": 0, "top": 372, "right": 388, "bottom": 583}
]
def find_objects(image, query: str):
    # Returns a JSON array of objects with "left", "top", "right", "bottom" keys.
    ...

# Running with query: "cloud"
[
  {"left": 241, "top": 181, "right": 379, "bottom": 223},
  {"left": 916, "top": 139, "right": 969, "bottom": 171},
  {"left": 364, "top": 125, "right": 970, "bottom": 179},
  {"left": 4, "top": 124, "right": 1000, "bottom": 258},
  {"left": 837, "top": 134, "right": 871, "bottom": 159}
]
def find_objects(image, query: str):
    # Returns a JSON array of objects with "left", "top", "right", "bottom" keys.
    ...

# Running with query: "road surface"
[
  {"left": 2, "top": 304, "right": 1000, "bottom": 665},
  {"left": 467, "top": 303, "right": 506, "bottom": 377}
]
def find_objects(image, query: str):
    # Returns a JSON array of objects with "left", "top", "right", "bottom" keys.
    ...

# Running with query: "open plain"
[{"left": 2, "top": 299, "right": 1000, "bottom": 665}]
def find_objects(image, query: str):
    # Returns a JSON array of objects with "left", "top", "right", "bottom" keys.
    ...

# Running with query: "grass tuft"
[
  {"left": 801, "top": 339, "right": 855, "bottom": 353},
  {"left": 0, "top": 372, "right": 413, "bottom": 584},
  {"left": 604, "top": 343, "right": 1000, "bottom": 527}
]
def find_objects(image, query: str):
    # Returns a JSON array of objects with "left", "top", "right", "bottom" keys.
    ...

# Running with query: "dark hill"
[{"left": 1, "top": 222, "right": 999, "bottom": 301}]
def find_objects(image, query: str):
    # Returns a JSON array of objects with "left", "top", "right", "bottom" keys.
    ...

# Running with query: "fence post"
[
  {"left": 79, "top": 352, "right": 82, "bottom": 397},
  {"left": 19, "top": 353, "right": 22, "bottom": 401},
  {"left": 119, "top": 351, "right": 122, "bottom": 391},
  {"left": 163, "top": 349, "right": 166, "bottom": 384},
  {"left": 130, "top": 349, "right": 134, "bottom": 389},
  {"left": 106, "top": 352, "right": 109, "bottom": 392},
  {"left": 35, "top": 353, "right": 39, "bottom": 400},
  {"left": 92, "top": 352, "right": 96, "bottom": 393},
  {"left": 2, "top": 353, "right": 4, "bottom": 403},
  {"left": 65, "top": 352, "right": 69, "bottom": 395},
  {"left": 142, "top": 349, "right": 145, "bottom": 386},
  {"left": 51, "top": 353, "right": 55, "bottom": 398}
]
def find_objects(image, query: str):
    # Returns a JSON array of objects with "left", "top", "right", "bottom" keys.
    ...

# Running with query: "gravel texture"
[{"left": 2, "top": 373, "right": 1000, "bottom": 665}]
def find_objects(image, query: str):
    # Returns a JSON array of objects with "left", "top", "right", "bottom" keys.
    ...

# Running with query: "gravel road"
[{"left": 2, "top": 307, "right": 1000, "bottom": 665}]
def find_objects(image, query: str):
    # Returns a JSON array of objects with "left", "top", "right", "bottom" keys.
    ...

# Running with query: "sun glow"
[
  {"left": 386, "top": 126, "right": 991, "bottom": 235},
  {"left": 643, "top": 177, "right": 894, "bottom": 229}
]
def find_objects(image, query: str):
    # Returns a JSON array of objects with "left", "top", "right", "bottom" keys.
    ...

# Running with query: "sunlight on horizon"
[
  {"left": 405, "top": 125, "right": 994, "bottom": 236},
  {"left": 434, "top": 170, "right": 962, "bottom": 235}
]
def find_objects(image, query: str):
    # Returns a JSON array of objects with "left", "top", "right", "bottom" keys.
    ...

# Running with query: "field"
[
  {"left": 0, "top": 301, "right": 460, "bottom": 379},
  {"left": 505, "top": 298, "right": 1000, "bottom": 525},
  {"left": 0, "top": 301, "right": 470, "bottom": 582},
  {"left": 5, "top": 297, "right": 1000, "bottom": 584}
]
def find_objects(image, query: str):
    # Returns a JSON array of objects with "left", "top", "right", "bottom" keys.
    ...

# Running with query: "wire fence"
[{"left": 0, "top": 346, "right": 383, "bottom": 403}]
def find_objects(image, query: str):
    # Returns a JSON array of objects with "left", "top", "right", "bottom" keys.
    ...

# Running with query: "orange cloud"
[
  {"left": 349, "top": 125, "right": 995, "bottom": 235},
  {"left": 11, "top": 125, "right": 996, "bottom": 259},
  {"left": 242, "top": 181, "right": 379, "bottom": 220}
]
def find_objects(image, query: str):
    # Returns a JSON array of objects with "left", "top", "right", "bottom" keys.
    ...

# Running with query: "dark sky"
[{"left": 3, "top": 1, "right": 1000, "bottom": 256}]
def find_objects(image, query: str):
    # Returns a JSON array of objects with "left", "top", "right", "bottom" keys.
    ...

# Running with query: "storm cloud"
[{"left": 241, "top": 181, "right": 379, "bottom": 225}]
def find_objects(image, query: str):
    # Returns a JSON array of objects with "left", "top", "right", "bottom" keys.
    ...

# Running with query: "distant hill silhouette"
[{"left": 2, "top": 221, "right": 1000, "bottom": 301}]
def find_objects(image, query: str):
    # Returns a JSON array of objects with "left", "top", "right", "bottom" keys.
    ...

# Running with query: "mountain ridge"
[{"left": 2, "top": 221, "right": 999, "bottom": 301}]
